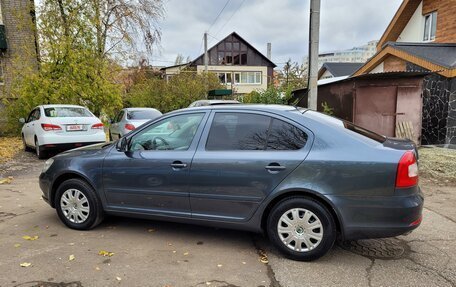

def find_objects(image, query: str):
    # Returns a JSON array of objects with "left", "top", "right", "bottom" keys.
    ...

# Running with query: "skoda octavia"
[{"left": 39, "top": 105, "right": 423, "bottom": 261}]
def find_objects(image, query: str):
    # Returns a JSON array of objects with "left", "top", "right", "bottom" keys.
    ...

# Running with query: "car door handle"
[
  {"left": 170, "top": 161, "right": 187, "bottom": 169},
  {"left": 265, "top": 164, "right": 286, "bottom": 171}
]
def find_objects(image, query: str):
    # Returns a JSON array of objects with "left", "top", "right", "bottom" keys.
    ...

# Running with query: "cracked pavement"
[{"left": 0, "top": 151, "right": 455, "bottom": 287}]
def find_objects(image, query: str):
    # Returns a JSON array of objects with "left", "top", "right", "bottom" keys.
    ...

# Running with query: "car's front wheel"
[
  {"left": 35, "top": 138, "right": 47, "bottom": 159},
  {"left": 55, "top": 178, "right": 104, "bottom": 230},
  {"left": 267, "top": 197, "right": 336, "bottom": 261},
  {"left": 22, "top": 135, "right": 32, "bottom": 152}
]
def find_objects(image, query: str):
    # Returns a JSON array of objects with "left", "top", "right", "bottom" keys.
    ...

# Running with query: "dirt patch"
[
  {"left": 419, "top": 147, "right": 456, "bottom": 185},
  {"left": 0, "top": 137, "right": 22, "bottom": 164}
]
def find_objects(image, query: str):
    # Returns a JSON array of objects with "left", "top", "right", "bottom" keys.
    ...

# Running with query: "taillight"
[
  {"left": 124, "top": 124, "right": 135, "bottom": 131},
  {"left": 41, "top": 123, "right": 62, "bottom": 131},
  {"left": 91, "top": 123, "right": 104, "bottom": 129},
  {"left": 396, "top": 151, "right": 418, "bottom": 188}
]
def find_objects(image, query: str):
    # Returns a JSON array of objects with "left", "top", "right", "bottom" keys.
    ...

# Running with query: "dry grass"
[
  {"left": 0, "top": 137, "right": 22, "bottom": 164},
  {"left": 419, "top": 147, "right": 456, "bottom": 185}
]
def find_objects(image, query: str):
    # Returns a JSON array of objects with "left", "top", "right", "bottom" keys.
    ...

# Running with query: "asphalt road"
[{"left": 0, "top": 151, "right": 455, "bottom": 287}]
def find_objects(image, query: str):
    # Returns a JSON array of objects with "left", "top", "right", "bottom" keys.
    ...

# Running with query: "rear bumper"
[
  {"left": 329, "top": 186, "right": 424, "bottom": 240},
  {"left": 38, "top": 132, "right": 106, "bottom": 146}
]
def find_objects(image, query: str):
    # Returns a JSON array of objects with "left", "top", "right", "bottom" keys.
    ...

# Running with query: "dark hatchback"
[{"left": 39, "top": 105, "right": 423, "bottom": 261}]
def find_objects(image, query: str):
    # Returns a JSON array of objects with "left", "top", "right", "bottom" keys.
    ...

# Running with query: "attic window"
[{"left": 423, "top": 12, "right": 437, "bottom": 41}]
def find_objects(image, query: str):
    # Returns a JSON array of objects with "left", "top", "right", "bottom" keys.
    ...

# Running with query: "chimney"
[{"left": 267, "top": 43, "right": 272, "bottom": 60}]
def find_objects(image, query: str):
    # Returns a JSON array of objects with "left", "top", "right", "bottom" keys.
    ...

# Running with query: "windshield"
[
  {"left": 127, "top": 110, "right": 162, "bottom": 120},
  {"left": 44, "top": 107, "right": 93, "bottom": 117}
]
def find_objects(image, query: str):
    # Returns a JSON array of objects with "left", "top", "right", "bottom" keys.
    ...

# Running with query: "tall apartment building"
[
  {"left": 304, "top": 40, "right": 378, "bottom": 69},
  {"left": 0, "top": 0, "right": 38, "bottom": 99}
]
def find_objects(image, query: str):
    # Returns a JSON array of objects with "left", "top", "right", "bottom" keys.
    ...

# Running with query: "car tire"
[
  {"left": 267, "top": 196, "right": 336, "bottom": 261},
  {"left": 22, "top": 135, "right": 32, "bottom": 152},
  {"left": 35, "top": 138, "right": 47, "bottom": 159},
  {"left": 55, "top": 178, "right": 104, "bottom": 230}
]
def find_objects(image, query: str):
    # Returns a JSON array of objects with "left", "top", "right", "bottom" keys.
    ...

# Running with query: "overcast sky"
[{"left": 151, "top": 0, "right": 402, "bottom": 67}]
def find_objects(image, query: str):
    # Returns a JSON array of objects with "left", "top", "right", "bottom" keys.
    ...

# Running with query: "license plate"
[{"left": 66, "top": 124, "right": 84, "bottom": 131}]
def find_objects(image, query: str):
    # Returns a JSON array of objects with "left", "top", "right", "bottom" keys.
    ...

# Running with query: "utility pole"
[
  {"left": 267, "top": 43, "right": 272, "bottom": 60},
  {"left": 204, "top": 32, "right": 208, "bottom": 73},
  {"left": 307, "top": 0, "right": 320, "bottom": 110}
]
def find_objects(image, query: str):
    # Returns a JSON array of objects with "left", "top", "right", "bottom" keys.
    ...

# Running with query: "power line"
[
  {"left": 214, "top": 0, "right": 247, "bottom": 37},
  {"left": 207, "top": 0, "right": 232, "bottom": 32}
]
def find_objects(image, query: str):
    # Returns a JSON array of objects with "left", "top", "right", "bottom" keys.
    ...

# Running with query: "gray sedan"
[
  {"left": 109, "top": 108, "right": 162, "bottom": 140},
  {"left": 39, "top": 105, "right": 423, "bottom": 261}
]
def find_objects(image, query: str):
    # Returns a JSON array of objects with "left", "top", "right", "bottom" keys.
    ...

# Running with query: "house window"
[
  {"left": 233, "top": 72, "right": 261, "bottom": 84},
  {"left": 217, "top": 39, "right": 248, "bottom": 66},
  {"left": 424, "top": 11, "right": 437, "bottom": 41},
  {"left": 217, "top": 72, "right": 232, "bottom": 84}
]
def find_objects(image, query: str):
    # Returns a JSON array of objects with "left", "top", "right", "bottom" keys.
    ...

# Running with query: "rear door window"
[{"left": 206, "top": 113, "right": 270, "bottom": 151}]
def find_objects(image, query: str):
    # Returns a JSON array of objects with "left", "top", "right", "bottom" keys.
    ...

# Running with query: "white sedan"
[{"left": 20, "top": 105, "right": 106, "bottom": 159}]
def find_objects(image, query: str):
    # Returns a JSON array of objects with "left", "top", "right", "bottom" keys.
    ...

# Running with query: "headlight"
[{"left": 42, "top": 158, "right": 54, "bottom": 173}]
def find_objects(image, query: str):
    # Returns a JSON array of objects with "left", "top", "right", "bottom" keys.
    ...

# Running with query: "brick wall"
[
  {"left": 0, "top": 0, "right": 38, "bottom": 99},
  {"left": 383, "top": 55, "right": 407, "bottom": 72},
  {"left": 423, "top": 0, "right": 456, "bottom": 43}
]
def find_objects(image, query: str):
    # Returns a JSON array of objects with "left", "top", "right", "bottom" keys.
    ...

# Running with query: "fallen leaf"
[
  {"left": 148, "top": 228, "right": 156, "bottom": 233},
  {"left": 22, "top": 235, "right": 39, "bottom": 241},
  {"left": 217, "top": 264, "right": 223, "bottom": 268},
  {"left": 0, "top": 176, "right": 13, "bottom": 184},
  {"left": 95, "top": 266, "right": 101, "bottom": 271},
  {"left": 206, "top": 282, "right": 211, "bottom": 286},
  {"left": 20, "top": 262, "right": 32, "bottom": 267},
  {"left": 69, "top": 254, "right": 75, "bottom": 261},
  {"left": 98, "top": 250, "right": 115, "bottom": 257},
  {"left": 116, "top": 276, "right": 122, "bottom": 281},
  {"left": 69, "top": 243, "right": 75, "bottom": 246},
  {"left": 14, "top": 244, "right": 21, "bottom": 248},
  {"left": 172, "top": 250, "right": 176, "bottom": 253},
  {"left": 242, "top": 261, "right": 246, "bottom": 265},
  {"left": 258, "top": 249, "right": 269, "bottom": 264},
  {"left": 183, "top": 252, "right": 189, "bottom": 256}
]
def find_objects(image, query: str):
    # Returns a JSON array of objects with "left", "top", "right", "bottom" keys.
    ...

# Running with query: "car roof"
[
  {"left": 40, "top": 104, "right": 87, "bottom": 109},
  {"left": 197, "top": 100, "right": 240, "bottom": 104},
  {"left": 124, "top": 107, "right": 160, "bottom": 111},
  {"left": 181, "top": 104, "right": 305, "bottom": 113}
]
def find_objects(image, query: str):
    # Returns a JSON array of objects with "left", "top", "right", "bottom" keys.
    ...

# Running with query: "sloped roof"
[
  {"left": 389, "top": 42, "right": 456, "bottom": 68},
  {"left": 353, "top": 42, "right": 456, "bottom": 77},
  {"left": 318, "top": 62, "right": 364, "bottom": 78},
  {"left": 377, "top": 0, "right": 422, "bottom": 50},
  {"left": 191, "top": 32, "right": 276, "bottom": 68}
]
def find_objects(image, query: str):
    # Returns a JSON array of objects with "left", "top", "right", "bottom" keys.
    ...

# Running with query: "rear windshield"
[
  {"left": 44, "top": 107, "right": 93, "bottom": 117},
  {"left": 127, "top": 110, "right": 162, "bottom": 120},
  {"left": 305, "top": 110, "right": 386, "bottom": 143},
  {"left": 343, "top": 121, "right": 386, "bottom": 143}
]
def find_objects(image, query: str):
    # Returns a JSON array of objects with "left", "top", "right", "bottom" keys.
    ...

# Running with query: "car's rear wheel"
[
  {"left": 35, "top": 138, "right": 47, "bottom": 159},
  {"left": 267, "top": 197, "right": 336, "bottom": 261},
  {"left": 55, "top": 178, "right": 104, "bottom": 230}
]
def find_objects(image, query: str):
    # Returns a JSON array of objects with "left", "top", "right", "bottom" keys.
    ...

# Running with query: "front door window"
[{"left": 129, "top": 113, "right": 205, "bottom": 151}]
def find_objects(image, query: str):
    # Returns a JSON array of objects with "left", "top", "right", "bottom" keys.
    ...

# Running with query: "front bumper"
[
  {"left": 329, "top": 186, "right": 424, "bottom": 240},
  {"left": 39, "top": 141, "right": 105, "bottom": 153},
  {"left": 39, "top": 171, "right": 53, "bottom": 207}
]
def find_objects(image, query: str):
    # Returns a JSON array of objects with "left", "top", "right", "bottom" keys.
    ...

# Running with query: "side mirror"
[
  {"left": 116, "top": 136, "right": 129, "bottom": 152},
  {"left": 19, "top": 118, "right": 26, "bottom": 124}
]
